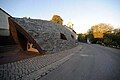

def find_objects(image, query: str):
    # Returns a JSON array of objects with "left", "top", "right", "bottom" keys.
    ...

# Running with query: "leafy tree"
[
  {"left": 87, "top": 29, "right": 95, "bottom": 43},
  {"left": 77, "top": 33, "right": 87, "bottom": 43},
  {"left": 103, "top": 28, "right": 120, "bottom": 47},
  {"left": 91, "top": 23, "right": 113, "bottom": 38},
  {"left": 67, "top": 21, "right": 74, "bottom": 29},
  {"left": 87, "top": 23, "right": 113, "bottom": 44},
  {"left": 51, "top": 15, "right": 63, "bottom": 25},
  {"left": 103, "top": 37, "right": 112, "bottom": 46},
  {"left": 87, "top": 23, "right": 120, "bottom": 48}
]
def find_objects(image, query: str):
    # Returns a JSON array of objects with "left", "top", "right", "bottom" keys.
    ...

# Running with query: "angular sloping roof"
[
  {"left": 12, "top": 18, "right": 78, "bottom": 53},
  {"left": 0, "top": 8, "right": 12, "bottom": 17}
]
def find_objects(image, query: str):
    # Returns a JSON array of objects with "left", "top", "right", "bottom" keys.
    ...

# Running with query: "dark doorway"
[
  {"left": 17, "top": 30, "right": 28, "bottom": 51},
  {"left": 60, "top": 33, "right": 67, "bottom": 40},
  {"left": 71, "top": 35, "right": 74, "bottom": 39}
]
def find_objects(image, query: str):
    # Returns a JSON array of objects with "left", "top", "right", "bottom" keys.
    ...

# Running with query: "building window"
[
  {"left": 71, "top": 35, "right": 74, "bottom": 39},
  {"left": 60, "top": 33, "right": 67, "bottom": 40}
]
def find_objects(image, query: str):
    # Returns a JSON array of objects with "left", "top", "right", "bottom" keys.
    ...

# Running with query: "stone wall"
[{"left": 13, "top": 18, "right": 78, "bottom": 53}]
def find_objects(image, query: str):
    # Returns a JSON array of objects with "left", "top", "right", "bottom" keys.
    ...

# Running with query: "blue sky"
[{"left": 0, "top": 0, "right": 120, "bottom": 33}]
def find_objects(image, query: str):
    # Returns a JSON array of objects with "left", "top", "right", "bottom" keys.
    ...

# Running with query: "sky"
[{"left": 0, "top": 0, "right": 120, "bottom": 33}]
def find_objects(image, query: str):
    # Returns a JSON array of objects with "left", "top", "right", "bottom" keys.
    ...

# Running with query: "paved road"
[{"left": 39, "top": 43, "right": 120, "bottom": 80}]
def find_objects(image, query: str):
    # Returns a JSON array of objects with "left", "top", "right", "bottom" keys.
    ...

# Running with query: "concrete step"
[
  {"left": 0, "top": 36, "right": 15, "bottom": 46},
  {"left": 0, "top": 45, "right": 19, "bottom": 53}
]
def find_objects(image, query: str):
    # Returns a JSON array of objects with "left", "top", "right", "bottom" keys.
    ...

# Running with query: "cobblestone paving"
[{"left": 0, "top": 45, "right": 82, "bottom": 80}]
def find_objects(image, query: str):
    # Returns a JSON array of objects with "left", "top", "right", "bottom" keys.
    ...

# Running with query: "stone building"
[{"left": 0, "top": 8, "right": 78, "bottom": 54}]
